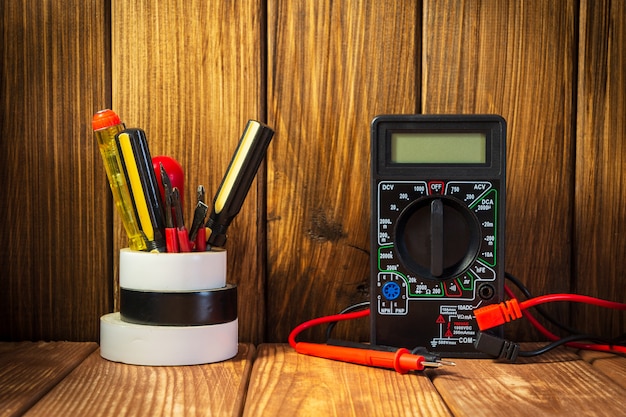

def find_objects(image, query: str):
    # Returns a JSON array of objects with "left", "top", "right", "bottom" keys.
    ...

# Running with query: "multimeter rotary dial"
[{"left": 395, "top": 195, "right": 481, "bottom": 281}]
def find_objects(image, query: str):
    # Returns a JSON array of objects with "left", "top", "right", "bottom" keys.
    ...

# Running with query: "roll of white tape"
[
  {"left": 100, "top": 312, "right": 238, "bottom": 366},
  {"left": 119, "top": 248, "right": 227, "bottom": 291}
]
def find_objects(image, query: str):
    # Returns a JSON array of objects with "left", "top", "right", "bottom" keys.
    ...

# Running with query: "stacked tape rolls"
[{"left": 100, "top": 249, "right": 238, "bottom": 366}]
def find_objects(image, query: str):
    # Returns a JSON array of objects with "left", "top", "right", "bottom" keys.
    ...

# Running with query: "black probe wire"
[
  {"left": 323, "top": 275, "right": 625, "bottom": 359},
  {"left": 505, "top": 272, "right": 626, "bottom": 355},
  {"left": 517, "top": 334, "right": 612, "bottom": 357},
  {"left": 324, "top": 301, "right": 370, "bottom": 341}
]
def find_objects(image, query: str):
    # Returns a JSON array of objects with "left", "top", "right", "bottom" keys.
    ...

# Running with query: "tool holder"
[{"left": 100, "top": 248, "right": 238, "bottom": 366}]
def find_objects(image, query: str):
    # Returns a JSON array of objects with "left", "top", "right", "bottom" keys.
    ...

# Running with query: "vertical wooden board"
[
  {"left": 0, "top": 1, "right": 112, "bottom": 341},
  {"left": 111, "top": 0, "right": 265, "bottom": 343},
  {"left": 266, "top": 0, "right": 419, "bottom": 342},
  {"left": 578, "top": 350, "right": 626, "bottom": 390},
  {"left": 422, "top": 1, "right": 576, "bottom": 338},
  {"left": 575, "top": 0, "right": 626, "bottom": 337}
]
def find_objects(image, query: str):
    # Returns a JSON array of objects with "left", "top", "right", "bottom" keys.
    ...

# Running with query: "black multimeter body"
[{"left": 370, "top": 114, "right": 506, "bottom": 358}]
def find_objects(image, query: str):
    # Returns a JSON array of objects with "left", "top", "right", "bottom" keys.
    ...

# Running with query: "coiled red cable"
[{"left": 502, "top": 285, "right": 626, "bottom": 354}]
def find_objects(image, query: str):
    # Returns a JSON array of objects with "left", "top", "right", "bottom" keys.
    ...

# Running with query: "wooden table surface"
[{"left": 1, "top": 342, "right": 624, "bottom": 416}]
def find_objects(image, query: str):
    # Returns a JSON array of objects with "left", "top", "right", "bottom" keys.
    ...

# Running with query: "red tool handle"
[
  {"left": 195, "top": 227, "right": 206, "bottom": 252},
  {"left": 153, "top": 156, "right": 184, "bottom": 211},
  {"left": 294, "top": 342, "right": 425, "bottom": 374},
  {"left": 177, "top": 228, "right": 192, "bottom": 252},
  {"left": 165, "top": 228, "right": 179, "bottom": 253}
]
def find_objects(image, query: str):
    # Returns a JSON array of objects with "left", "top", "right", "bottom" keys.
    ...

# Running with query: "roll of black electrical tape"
[{"left": 120, "top": 284, "right": 237, "bottom": 326}]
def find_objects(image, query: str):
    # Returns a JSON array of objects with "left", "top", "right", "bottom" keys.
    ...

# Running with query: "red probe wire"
[
  {"left": 288, "top": 309, "right": 453, "bottom": 373},
  {"left": 477, "top": 287, "right": 626, "bottom": 355},
  {"left": 288, "top": 309, "right": 370, "bottom": 348},
  {"left": 290, "top": 288, "right": 626, "bottom": 368},
  {"left": 504, "top": 285, "right": 626, "bottom": 353},
  {"left": 519, "top": 293, "right": 626, "bottom": 311}
]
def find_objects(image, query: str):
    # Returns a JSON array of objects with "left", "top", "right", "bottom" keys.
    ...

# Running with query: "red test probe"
[{"left": 289, "top": 309, "right": 454, "bottom": 373}]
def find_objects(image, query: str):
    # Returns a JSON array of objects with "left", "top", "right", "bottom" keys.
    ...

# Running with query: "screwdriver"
[
  {"left": 160, "top": 163, "right": 179, "bottom": 253},
  {"left": 171, "top": 188, "right": 192, "bottom": 252},
  {"left": 205, "top": 120, "right": 274, "bottom": 247},
  {"left": 189, "top": 186, "right": 208, "bottom": 251},
  {"left": 116, "top": 128, "right": 167, "bottom": 253},
  {"left": 92, "top": 110, "right": 148, "bottom": 251}
]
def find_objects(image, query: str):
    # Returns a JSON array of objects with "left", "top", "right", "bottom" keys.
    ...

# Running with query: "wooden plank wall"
[
  {"left": 1, "top": 1, "right": 112, "bottom": 341},
  {"left": 575, "top": 0, "right": 626, "bottom": 336},
  {"left": 1, "top": 0, "right": 623, "bottom": 344},
  {"left": 266, "top": 0, "right": 419, "bottom": 342},
  {"left": 422, "top": 1, "right": 577, "bottom": 339},
  {"left": 110, "top": 0, "right": 266, "bottom": 343}
]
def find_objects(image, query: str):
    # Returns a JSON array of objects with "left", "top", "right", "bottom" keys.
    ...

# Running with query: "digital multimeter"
[{"left": 370, "top": 114, "right": 506, "bottom": 358}]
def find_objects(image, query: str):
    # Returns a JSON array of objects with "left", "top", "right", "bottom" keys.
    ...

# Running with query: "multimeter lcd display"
[{"left": 391, "top": 132, "right": 487, "bottom": 164}]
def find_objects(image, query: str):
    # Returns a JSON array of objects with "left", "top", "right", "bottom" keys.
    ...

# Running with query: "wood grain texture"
[
  {"left": 422, "top": 0, "right": 577, "bottom": 337},
  {"left": 266, "top": 0, "right": 419, "bottom": 343},
  {"left": 578, "top": 350, "right": 626, "bottom": 390},
  {"left": 243, "top": 344, "right": 451, "bottom": 417},
  {"left": 24, "top": 344, "right": 255, "bottom": 417},
  {"left": 0, "top": 1, "right": 113, "bottom": 341},
  {"left": 111, "top": 0, "right": 266, "bottom": 343},
  {"left": 0, "top": 342, "right": 97, "bottom": 417},
  {"left": 428, "top": 347, "right": 626, "bottom": 416},
  {"left": 0, "top": 0, "right": 623, "bottom": 347},
  {"left": 574, "top": 0, "right": 626, "bottom": 337}
]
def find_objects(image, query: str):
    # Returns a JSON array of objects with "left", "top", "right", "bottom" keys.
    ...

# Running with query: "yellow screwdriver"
[{"left": 92, "top": 110, "right": 148, "bottom": 251}]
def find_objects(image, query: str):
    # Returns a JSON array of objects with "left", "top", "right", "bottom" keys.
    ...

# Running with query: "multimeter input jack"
[{"left": 478, "top": 283, "right": 496, "bottom": 300}]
